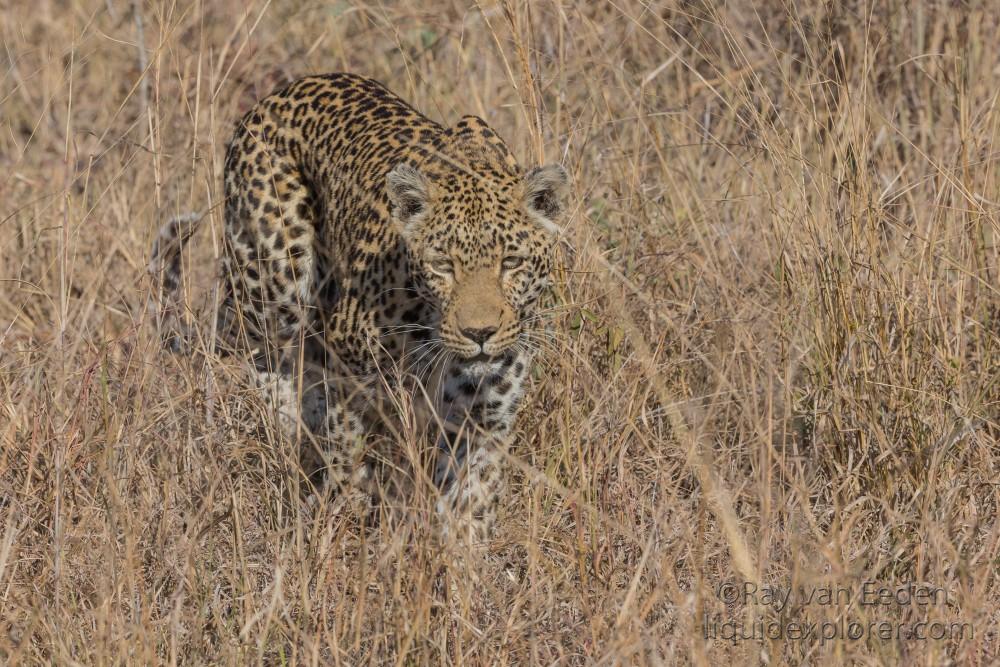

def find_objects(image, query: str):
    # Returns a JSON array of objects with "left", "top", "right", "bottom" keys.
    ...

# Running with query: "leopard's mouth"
[{"left": 456, "top": 347, "right": 514, "bottom": 369}]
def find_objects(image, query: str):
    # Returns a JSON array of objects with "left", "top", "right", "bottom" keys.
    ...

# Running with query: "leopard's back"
[{"left": 219, "top": 73, "right": 444, "bottom": 373}]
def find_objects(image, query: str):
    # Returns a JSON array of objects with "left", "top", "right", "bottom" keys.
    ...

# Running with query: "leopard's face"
[{"left": 387, "top": 153, "right": 568, "bottom": 373}]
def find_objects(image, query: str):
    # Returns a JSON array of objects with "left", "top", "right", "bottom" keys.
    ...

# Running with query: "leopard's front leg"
[
  {"left": 314, "top": 398, "right": 376, "bottom": 516},
  {"left": 255, "top": 366, "right": 374, "bottom": 514},
  {"left": 434, "top": 431, "right": 506, "bottom": 544}
]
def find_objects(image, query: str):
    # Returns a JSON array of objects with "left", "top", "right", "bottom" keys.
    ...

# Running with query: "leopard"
[{"left": 149, "top": 72, "right": 569, "bottom": 543}]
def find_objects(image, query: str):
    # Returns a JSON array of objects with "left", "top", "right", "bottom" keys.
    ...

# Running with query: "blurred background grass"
[{"left": 0, "top": 0, "right": 997, "bottom": 664}]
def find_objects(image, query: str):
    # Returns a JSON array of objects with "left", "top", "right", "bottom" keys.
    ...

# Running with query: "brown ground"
[{"left": 1, "top": 1, "right": 997, "bottom": 664}]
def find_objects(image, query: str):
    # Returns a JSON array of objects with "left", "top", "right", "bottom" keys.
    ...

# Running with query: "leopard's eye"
[
  {"left": 501, "top": 256, "right": 525, "bottom": 271},
  {"left": 428, "top": 258, "right": 454, "bottom": 276}
]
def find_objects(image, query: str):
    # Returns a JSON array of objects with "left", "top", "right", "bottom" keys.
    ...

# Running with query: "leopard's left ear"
[
  {"left": 386, "top": 163, "right": 430, "bottom": 240},
  {"left": 523, "top": 164, "right": 569, "bottom": 234}
]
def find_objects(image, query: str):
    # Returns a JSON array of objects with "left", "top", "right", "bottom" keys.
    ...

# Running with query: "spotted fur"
[{"left": 149, "top": 73, "right": 568, "bottom": 542}]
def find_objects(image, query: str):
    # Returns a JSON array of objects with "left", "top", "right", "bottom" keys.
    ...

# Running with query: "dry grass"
[{"left": 2, "top": 0, "right": 998, "bottom": 664}]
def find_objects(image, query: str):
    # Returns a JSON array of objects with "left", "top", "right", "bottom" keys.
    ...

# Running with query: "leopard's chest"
[{"left": 436, "top": 352, "right": 529, "bottom": 436}]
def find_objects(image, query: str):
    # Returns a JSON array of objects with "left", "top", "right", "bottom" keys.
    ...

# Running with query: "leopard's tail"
[{"left": 148, "top": 211, "right": 204, "bottom": 352}]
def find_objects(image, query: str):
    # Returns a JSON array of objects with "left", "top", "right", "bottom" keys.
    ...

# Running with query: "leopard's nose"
[{"left": 461, "top": 326, "right": 498, "bottom": 344}]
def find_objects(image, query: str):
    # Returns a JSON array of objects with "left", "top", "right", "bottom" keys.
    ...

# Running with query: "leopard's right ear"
[
  {"left": 523, "top": 164, "right": 569, "bottom": 235},
  {"left": 386, "top": 163, "right": 430, "bottom": 240}
]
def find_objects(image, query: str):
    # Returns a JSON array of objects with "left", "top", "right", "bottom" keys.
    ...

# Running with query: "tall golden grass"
[{"left": 1, "top": 0, "right": 997, "bottom": 664}]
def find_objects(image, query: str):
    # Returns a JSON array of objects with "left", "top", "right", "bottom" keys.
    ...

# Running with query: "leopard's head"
[{"left": 387, "top": 116, "right": 569, "bottom": 372}]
